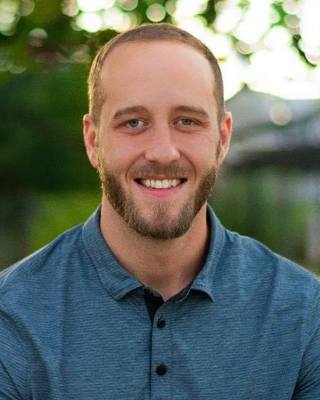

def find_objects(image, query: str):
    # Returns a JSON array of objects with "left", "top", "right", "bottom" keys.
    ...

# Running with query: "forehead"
[{"left": 99, "top": 40, "right": 216, "bottom": 112}]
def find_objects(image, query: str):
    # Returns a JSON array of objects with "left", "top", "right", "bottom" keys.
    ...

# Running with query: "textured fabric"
[
  {"left": 144, "top": 289, "right": 164, "bottom": 322},
  {"left": 0, "top": 206, "right": 320, "bottom": 400}
]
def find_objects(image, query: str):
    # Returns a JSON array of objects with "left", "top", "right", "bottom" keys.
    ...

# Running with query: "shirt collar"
[
  {"left": 82, "top": 208, "right": 142, "bottom": 300},
  {"left": 82, "top": 205, "right": 226, "bottom": 302},
  {"left": 189, "top": 206, "right": 226, "bottom": 302}
]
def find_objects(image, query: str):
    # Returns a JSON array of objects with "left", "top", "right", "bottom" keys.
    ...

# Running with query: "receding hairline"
[
  {"left": 94, "top": 41, "right": 219, "bottom": 126},
  {"left": 88, "top": 24, "right": 225, "bottom": 123},
  {"left": 100, "top": 37, "right": 214, "bottom": 68},
  {"left": 99, "top": 38, "right": 217, "bottom": 87}
]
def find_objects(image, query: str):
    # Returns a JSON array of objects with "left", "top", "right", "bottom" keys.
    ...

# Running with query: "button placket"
[
  {"left": 157, "top": 317, "right": 166, "bottom": 329},
  {"left": 150, "top": 304, "right": 172, "bottom": 399},
  {"left": 156, "top": 363, "right": 168, "bottom": 376}
]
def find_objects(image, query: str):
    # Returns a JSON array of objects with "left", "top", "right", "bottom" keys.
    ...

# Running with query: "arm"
[
  {"left": 0, "top": 308, "right": 28, "bottom": 400},
  {"left": 292, "top": 290, "right": 320, "bottom": 399},
  {"left": 0, "top": 360, "right": 23, "bottom": 400}
]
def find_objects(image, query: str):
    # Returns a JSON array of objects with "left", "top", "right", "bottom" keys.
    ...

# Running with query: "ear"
[
  {"left": 83, "top": 114, "right": 99, "bottom": 168},
  {"left": 217, "top": 111, "right": 232, "bottom": 165}
]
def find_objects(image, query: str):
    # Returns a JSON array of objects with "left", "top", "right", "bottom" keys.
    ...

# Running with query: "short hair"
[{"left": 88, "top": 23, "right": 225, "bottom": 124}]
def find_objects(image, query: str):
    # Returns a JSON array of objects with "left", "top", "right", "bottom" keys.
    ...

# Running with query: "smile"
[{"left": 135, "top": 178, "right": 187, "bottom": 189}]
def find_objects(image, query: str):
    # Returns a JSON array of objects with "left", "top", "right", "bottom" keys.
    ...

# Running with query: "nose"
[{"left": 144, "top": 124, "right": 180, "bottom": 164}]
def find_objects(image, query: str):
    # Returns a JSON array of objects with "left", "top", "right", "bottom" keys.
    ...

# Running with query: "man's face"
[{"left": 84, "top": 41, "right": 231, "bottom": 239}]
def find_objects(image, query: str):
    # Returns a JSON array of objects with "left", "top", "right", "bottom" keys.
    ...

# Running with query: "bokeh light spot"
[
  {"left": 236, "top": 41, "right": 254, "bottom": 55},
  {"left": 174, "top": 0, "right": 207, "bottom": 19},
  {"left": 283, "top": 0, "right": 300, "bottom": 15},
  {"left": 19, "top": 0, "right": 35, "bottom": 17},
  {"left": 300, "top": 0, "right": 320, "bottom": 60},
  {"left": 0, "top": 0, "right": 18, "bottom": 34},
  {"left": 284, "top": 15, "right": 299, "bottom": 31},
  {"left": 28, "top": 28, "right": 48, "bottom": 47},
  {"left": 102, "top": 7, "right": 132, "bottom": 31},
  {"left": 269, "top": 102, "right": 292, "bottom": 126},
  {"left": 215, "top": 5, "right": 242, "bottom": 33},
  {"left": 117, "top": 0, "right": 138, "bottom": 11},
  {"left": 76, "top": 12, "right": 103, "bottom": 32},
  {"left": 62, "top": 0, "right": 79, "bottom": 17},
  {"left": 264, "top": 26, "right": 291, "bottom": 50},
  {"left": 146, "top": 4, "right": 166, "bottom": 22},
  {"left": 234, "top": 0, "right": 270, "bottom": 45},
  {"left": 9, "top": 64, "right": 26, "bottom": 74},
  {"left": 165, "top": 0, "right": 176, "bottom": 16}
]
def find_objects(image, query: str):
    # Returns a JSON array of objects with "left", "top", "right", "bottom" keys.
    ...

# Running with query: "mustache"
[{"left": 130, "top": 164, "right": 192, "bottom": 179}]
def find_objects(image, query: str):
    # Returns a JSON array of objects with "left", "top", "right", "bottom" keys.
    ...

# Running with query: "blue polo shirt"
[{"left": 0, "top": 206, "right": 320, "bottom": 399}]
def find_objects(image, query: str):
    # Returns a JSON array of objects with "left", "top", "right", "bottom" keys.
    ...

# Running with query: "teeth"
[
  {"left": 140, "top": 179, "right": 182, "bottom": 189},
  {"left": 162, "top": 179, "right": 169, "bottom": 189}
]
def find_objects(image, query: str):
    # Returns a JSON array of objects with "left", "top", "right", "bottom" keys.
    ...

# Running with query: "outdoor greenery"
[
  {"left": 0, "top": 0, "right": 315, "bottom": 192},
  {"left": 0, "top": 0, "right": 318, "bottom": 269}
]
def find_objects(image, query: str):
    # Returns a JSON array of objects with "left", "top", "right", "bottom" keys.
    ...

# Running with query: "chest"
[{"left": 27, "top": 296, "right": 302, "bottom": 400}]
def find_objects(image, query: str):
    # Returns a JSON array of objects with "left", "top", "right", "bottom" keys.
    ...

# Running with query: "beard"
[{"left": 97, "top": 157, "right": 219, "bottom": 240}]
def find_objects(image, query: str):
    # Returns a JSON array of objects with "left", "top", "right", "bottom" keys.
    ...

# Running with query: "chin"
[{"left": 125, "top": 201, "right": 201, "bottom": 240}]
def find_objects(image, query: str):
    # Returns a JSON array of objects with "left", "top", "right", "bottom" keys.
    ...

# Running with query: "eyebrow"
[
  {"left": 173, "top": 105, "right": 209, "bottom": 119},
  {"left": 112, "top": 104, "right": 210, "bottom": 120},
  {"left": 113, "top": 106, "right": 148, "bottom": 120}
]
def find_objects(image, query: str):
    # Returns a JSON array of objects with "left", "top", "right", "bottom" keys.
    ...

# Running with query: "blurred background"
[{"left": 0, "top": 0, "right": 319, "bottom": 272}]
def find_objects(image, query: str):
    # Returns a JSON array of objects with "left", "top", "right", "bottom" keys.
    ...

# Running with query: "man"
[{"left": 0, "top": 23, "right": 319, "bottom": 400}]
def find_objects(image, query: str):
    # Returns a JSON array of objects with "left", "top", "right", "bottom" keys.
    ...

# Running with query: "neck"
[{"left": 100, "top": 200, "right": 209, "bottom": 301}]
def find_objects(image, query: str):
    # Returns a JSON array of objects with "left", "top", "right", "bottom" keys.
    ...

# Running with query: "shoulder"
[
  {"left": 222, "top": 228, "right": 320, "bottom": 303},
  {"left": 0, "top": 223, "right": 84, "bottom": 302},
  {"left": 0, "top": 222, "right": 90, "bottom": 395},
  {"left": 0, "top": 224, "right": 83, "bottom": 398}
]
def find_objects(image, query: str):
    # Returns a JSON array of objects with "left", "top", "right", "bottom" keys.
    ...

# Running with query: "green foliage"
[
  {"left": 0, "top": 0, "right": 318, "bottom": 269},
  {"left": 211, "top": 170, "right": 314, "bottom": 269},
  {"left": 0, "top": 0, "right": 315, "bottom": 192},
  {"left": 0, "top": 64, "right": 98, "bottom": 191},
  {"left": 29, "top": 190, "right": 100, "bottom": 251},
  {"left": 200, "top": 0, "right": 217, "bottom": 25},
  {"left": 0, "top": 0, "right": 315, "bottom": 73}
]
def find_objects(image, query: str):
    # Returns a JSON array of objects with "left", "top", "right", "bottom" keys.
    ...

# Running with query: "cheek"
[
  {"left": 101, "top": 136, "right": 143, "bottom": 172},
  {"left": 180, "top": 136, "right": 217, "bottom": 167}
]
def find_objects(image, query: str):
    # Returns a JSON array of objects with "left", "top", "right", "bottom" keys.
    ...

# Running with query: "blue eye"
[
  {"left": 125, "top": 119, "right": 143, "bottom": 128},
  {"left": 180, "top": 118, "right": 194, "bottom": 126}
]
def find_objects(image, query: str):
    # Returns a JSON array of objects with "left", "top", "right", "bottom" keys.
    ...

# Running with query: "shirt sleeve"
[
  {"left": 0, "top": 360, "right": 23, "bottom": 400},
  {"left": 0, "top": 306, "right": 29, "bottom": 400},
  {"left": 292, "top": 288, "right": 320, "bottom": 400}
]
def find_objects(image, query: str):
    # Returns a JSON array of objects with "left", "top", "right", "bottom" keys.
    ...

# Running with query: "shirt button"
[
  {"left": 156, "top": 364, "right": 168, "bottom": 376},
  {"left": 157, "top": 318, "right": 166, "bottom": 328}
]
